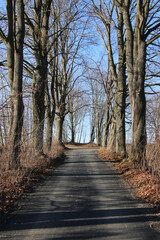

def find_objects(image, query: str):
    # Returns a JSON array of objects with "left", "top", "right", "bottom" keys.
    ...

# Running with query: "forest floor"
[{"left": 98, "top": 148, "right": 160, "bottom": 212}]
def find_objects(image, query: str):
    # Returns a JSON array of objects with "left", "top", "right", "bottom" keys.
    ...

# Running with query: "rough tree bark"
[
  {"left": 5, "top": 0, "right": 14, "bottom": 137},
  {"left": 107, "top": 118, "right": 116, "bottom": 152},
  {"left": 113, "top": 0, "right": 157, "bottom": 165},
  {"left": 45, "top": 83, "right": 55, "bottom": 151},
  {"left": 0, "top": 0, "right": 25, "bottom": 169},
  {"left": 101, "top": 97, "right": 110, "bottom": 147},
  {"left": 25, "top": 0, "right": 52, "bottom": 154},
  {"left": 54, "top": 107, "right": 64, "bottom": 144},
  {"left": 115, "top": 8, "right": 126, "bottom": 155}
]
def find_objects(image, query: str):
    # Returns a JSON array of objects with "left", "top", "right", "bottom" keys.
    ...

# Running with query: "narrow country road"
[{"left": 0, "top": 148, "right": 159, "bottom": 240}]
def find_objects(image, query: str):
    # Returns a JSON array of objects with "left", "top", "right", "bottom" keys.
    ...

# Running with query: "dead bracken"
[{"left": 0, "top": 145, "right": 64, "bottom": 216}]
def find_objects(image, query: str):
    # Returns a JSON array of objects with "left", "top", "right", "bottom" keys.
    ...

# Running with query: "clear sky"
[{"left": 0, "top": 1, "right": 5, "bottom": 9}]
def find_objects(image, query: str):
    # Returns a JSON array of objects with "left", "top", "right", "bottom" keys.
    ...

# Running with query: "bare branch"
[
  {"left": 0, "top": 28, "right": 7, "bottom": 45},
  {"left": 145, "top": 22, "right": 160, "bottom": 38},
  {"left": 24, "top": 12, "right": 34, "bottom": 34},
  {"left": 146, "top": 32, "right": 160, "bottom": 46}
]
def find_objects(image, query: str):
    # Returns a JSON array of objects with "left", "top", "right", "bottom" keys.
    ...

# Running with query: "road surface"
[{"left": 0, "top": 148, "right": 159, "bottom": 239}]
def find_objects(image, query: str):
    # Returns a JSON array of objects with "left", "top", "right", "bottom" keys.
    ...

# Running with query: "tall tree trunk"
[
  {"left": 54, "top": 109, "right": 64, "bottom": 145},
  {"left": 6, "top": 0, "right": 14, "bottom": 137},
  {"left": 9, "top": 0, "right": 24, "bottom": 169},
  {"left": 46, "top": 117, "right": 54, "bottom": 150},
  {"left": 71, "top": 130, "right": 75, "bottom": 143},
  {"left": 0, "top": 124, "right": 4, "bottom": 146},
  {"left": 31, "top": 0, "right": 52, "bottom": 154},
  {"left": 45, "top": 84, "right": 55, "bottom": 151},
  {"left": 131, "top": 40, "right": 146, "bottom": 164},
  {"left": 2, "top": 107, "right": 7, "bottom": 144},
  {"left": 107, "top": 15, "right": 126, "bottom": 155},
  {"left": 96, "top": 112, "right": 100, "bottom": 146},
  {"left": 32, "top": 72, "right": 45, "bottom": 154},
  {"left": 90, "top": 125, "right": 95, "bottom": 143},
  {"left": 122, "top": 2, "right": 147, "bottom": 165},
  {"left": 115, "top": 10, "right": 126, "bottom": 156},
  {"left": 107, "top": 119, "right": 116, "bottom": 152},
  {"left": 102, "top": 103, "right": 110, "bottom": 147},
  {"left": 70, "top": 112, "right": 75, "bottom": 143}
]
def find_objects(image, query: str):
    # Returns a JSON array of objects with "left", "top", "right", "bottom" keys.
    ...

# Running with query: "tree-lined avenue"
[{"left": 0, "top": 148, "right": 159, "bottom": 239}]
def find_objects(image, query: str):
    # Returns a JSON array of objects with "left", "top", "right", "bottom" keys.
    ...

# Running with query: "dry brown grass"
[
  {"left": 146, "top": 141, "right": 160, "bottom": 177},
  {"left": 98, "top": 148, "right": 124, "bottom": 162},
  {"left": 99, "top": 147, "right": 160, "bottom": 209},
  {"left": 0, "top": 144, "right": 64, "bottom": 215}
]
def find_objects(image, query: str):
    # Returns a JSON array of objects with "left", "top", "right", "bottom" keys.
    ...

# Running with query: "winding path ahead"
[{"left": 0, "top": 148, "right": 159, "bottom": 239}]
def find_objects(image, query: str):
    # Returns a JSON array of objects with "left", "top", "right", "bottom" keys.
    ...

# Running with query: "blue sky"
[{"left": 0, "top": 1, "right": 5, "bottom": 9}]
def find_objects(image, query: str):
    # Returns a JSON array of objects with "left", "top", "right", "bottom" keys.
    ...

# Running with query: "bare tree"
[
  {"left": 49, "top": 0, "right": 84, "bottom": 145},
  {"left": 0, "top": 0, "right": 25, "bottom": 169},
  {"left": 67, "top": 86, "right": 89, "bottom": 143},
  {"left": 90, "top": 0, "right": 126, "bottom": 155},
  {"left": 87, "top": 70, "right": 106, "bottom": 146},
  {"left": 102, "top": 66, "right": 113, "bottom": 148},
  {"left": 113, "top": 0, "right": 160, "bottom": 165},
  {"left": 25, "top": 0, "right": 52, "bottom": 155}
]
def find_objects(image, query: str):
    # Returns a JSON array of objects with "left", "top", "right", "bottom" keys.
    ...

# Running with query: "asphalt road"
[{"left": 0, "top": 148, "right": 159, "bottom": 240}]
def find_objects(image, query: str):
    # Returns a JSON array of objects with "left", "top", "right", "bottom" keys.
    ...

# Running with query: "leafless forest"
[{"left": 0, "top": 0, "right": 160, "bottom": 211}]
